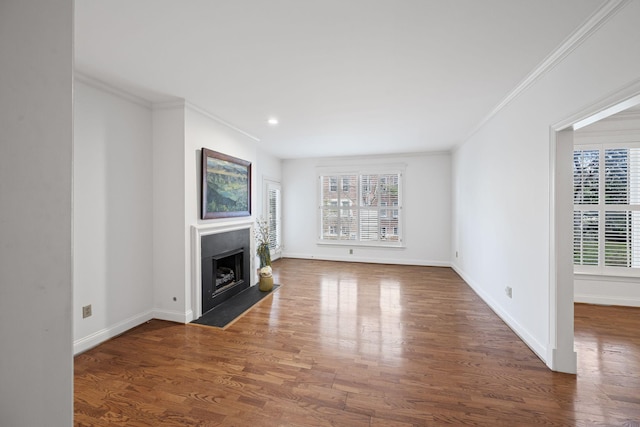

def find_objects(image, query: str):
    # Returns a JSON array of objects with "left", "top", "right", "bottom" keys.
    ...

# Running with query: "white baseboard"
[
  {"left": 575, "top": 294, "right": 640, "bottom": 307},
  {"left": 450, "top": 263, "right": 549, "bottom": 367},
  {"left": 281, "top": 252, "right": 451, "bottom": 267},
  {"left": 73, "top": 308, "right": 195, "bottom": 355},
  {"left": 73, "top": 310, "right": 154, "bottom": 355},
  {"left": 153, "top": 308, "right": 193, "bottom": 324}
]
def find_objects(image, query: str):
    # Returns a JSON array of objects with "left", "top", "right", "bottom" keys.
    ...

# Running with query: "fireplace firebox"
[{"left": 201, "top": 228, "right": 250, "bottom": 314}]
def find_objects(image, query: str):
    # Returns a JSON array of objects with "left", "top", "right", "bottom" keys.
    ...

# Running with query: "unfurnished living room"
[{"left": 2, "top": 0, "right": 640, "bottom": 426}]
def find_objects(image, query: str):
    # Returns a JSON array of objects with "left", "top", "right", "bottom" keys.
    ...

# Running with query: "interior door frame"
[{"left": 549, "top": 78, "right": 640, "bottom": 373}]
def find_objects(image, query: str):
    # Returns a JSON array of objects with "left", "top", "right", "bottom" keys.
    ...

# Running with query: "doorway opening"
[{"left": 550, "top": 81, "right": 640, "bottom": 373}]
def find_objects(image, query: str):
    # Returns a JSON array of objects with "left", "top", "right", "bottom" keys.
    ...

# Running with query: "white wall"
[
  {"left": 184, "top": 104, "right": 260, "bottom": 231},
  {"left": 73, "top": 92, "right": 277, "bottom": 342},
  {"left": 574, "top": 109, "right": 640, "bottom": 307},
  {"left": 152, "top": 104, "right": 188, "bottom": 321},
  {"left": 73, "top": 79, "right": 154, "bottom": 353},
  {"left": 0, "top": 0, "right": 73, "bottom": 425},
  {"left": 575, "top": 274, "right": 640, "bottom": 306},
  {"left": 452, "top": 1, "right": 640, "bottom": 371},
  {"left": 282, "top": 152, "right": 451, "bottom": 265},
  {"left": 151, "top": 102, "right": 278, "bottom": 322},
  {"left": 184, "top": 104, "right": 262, "bottom": 314}
]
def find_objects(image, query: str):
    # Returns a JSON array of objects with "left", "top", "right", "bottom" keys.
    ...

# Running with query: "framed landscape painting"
[{"left": 201, "top": 148, "right": 251, "bottom": 219}]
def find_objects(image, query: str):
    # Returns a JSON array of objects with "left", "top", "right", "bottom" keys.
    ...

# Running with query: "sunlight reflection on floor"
[{"left": 319, "top": 276, "right": 404, "bottom": 364}]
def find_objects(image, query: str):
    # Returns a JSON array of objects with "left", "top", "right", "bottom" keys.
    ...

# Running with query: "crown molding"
[
  {"left": 185, "top": 102, "right": 261, "bottom": 142},
  {"left": 152, "top": 99, "right": 186, "bottom": 111},
  {"left": 464, "top": 0, "right": 631, "bottom": 142},
  {"left": 74, "top": 72, "right": 152, "bottom": 108},
  {"left": 152, "top": 100, "right": 260, "bottom": 142}
]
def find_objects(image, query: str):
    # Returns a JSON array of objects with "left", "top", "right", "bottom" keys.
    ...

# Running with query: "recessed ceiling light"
[{"left": 267, "top": 118, "right": 279, "bottom": 125}]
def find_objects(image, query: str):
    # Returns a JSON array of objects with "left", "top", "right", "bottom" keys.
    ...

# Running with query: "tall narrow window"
[
  {"left": 574, "top": 145, "right": 640, "bottom": 273},
  {"left": 319, "top": 170, "right": 402, "bottom": 246},
  {"left": 265, "top": 180, "right": 281, "bottom": 260}
]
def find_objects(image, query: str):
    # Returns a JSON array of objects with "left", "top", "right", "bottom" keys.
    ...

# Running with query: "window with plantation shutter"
[
  {"left": 573, "top": 210, "right": 598, "bottom": 266},
  {"left": 574, "top": 144, "right": 640, "bottom": 274},
  {"left": 265, "top": 180, "right": 281, "bottom": 259},
  {"left": 318, "top": 169, "right": 403, "bottom": 246}
]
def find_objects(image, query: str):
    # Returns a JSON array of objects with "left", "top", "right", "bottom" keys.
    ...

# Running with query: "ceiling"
[{"left": 75, "top": 0, "right": 605, "bottom": 159}]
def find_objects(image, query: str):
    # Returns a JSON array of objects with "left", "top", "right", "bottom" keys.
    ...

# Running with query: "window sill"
[
  {"left": 574, "top": 268, "right": 640, "bottom": 280},
  {"left": 317, "top": 240, "right": 405, "bottom": 249}
]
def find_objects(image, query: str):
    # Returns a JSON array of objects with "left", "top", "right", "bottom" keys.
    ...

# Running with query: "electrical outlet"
[
  {"left": 455, "top": 251, "right": 458, "bottom": 258},
  {"left": 82, "top": 304, "right": 92, "bottom": 318},
  {"left": 505, "top": 287, "right": 512, "bottom": 299},
  {"left": 349, "top": 249, "right": 353, "bottom": 254}
]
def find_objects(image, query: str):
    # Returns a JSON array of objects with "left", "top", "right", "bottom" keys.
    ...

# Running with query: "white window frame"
[
  {"left": 329, "top": 177, "right": 337, "bottom": 192},
  {"left": 574, "top": 142, "right": 640, "bottom": 277},
  {"left": 317, "top": 166, "right": 405, "bottom": 248},
  {"left": 342, "top": 177, "right": 350, "bottom": 192}
]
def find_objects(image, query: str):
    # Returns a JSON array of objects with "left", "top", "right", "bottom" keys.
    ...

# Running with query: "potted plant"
[{"left": 256, "top": 218, "right": 274, "bottom": 291}]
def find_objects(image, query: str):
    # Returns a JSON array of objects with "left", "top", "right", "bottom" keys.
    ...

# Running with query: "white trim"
[
  {"left": 554, "top": 78, "right": 640, "bottom": 130},
  {"left": 575, "top": 272, "right": 640, "bottom": 282},
  {"left": 573, "top": 93, "right": 640, "bottom": 130},
  {"left": 316, "top": 240, "right": 405, "bottom": 249},
  {"left": 575, "top": 141, "right": 640, "bottom": 149},
  {"left": 190, "top": 221, "right": 254, "bottom": 320},
  {"left": 548, "top": 128, "right": 578, "bottom": 374},
  {"left": 451, "top": 263, "right": 548, "bottom": 363},
  {"left": 282, "top": 253, "right": 450, "bottom": 268},
  {"left": 575, "top": 293, "right": 640, "bottom": 307},
  {"left": 187, "top": 102, "right": 260, "bottom": 142},
  {"left": 74, "top": 72, "right": 152, "bottom": 108},
  {"left": 151, "top": 99, "right": 186, "bottom": 111},
  {"left": 153, "top": 308, "right": 193, "bottom": 324},
  {"left": 576, "top": 267, "right": 640, "bottom": 278},
  {"left": 576, "top": 132, "right": 640, "bottom": 144},
  {"left": 607, "top": 107, "right": 640, "bottom": 120},
  {"left": 548, "top": 79, "right": 640, "bottom": 374},
  {"left": 465, "top": 0, "right": 631, "bottom": 142},
  {"left": 73, "top": 310, "right": 154, "bottom": 355},
  {"left": 152, "top": 100, "right": 260, "bottom": 142}
]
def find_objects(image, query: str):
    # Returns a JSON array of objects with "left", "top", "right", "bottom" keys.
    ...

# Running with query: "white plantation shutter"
[
  {"left": 604, "top": 211, "right": 631, "bottom": 267},
  {"left": 633, "top": 211, "right": 640, "bottom": 268},
  {"left": 605, "top": 149, "right": 629, "bottom": 204},
  {"left": 359, "top": 209, "right": 378, "bottom": 241},
  {"left": 265, "top": 181, "right": 281, "bottom": 259},
  {"left": 319, "top": 170, "right": 402, "bottom": 246},
  {"left": 574, "top": 144, "right": 640, "bottom": 273},
  {"left": 574, "top": 149, "right": 599, "bottom": 205},
  {"left": 573, "top": 149, "right": 599, "bottom": 266},
  {"left": 574, "top": 210, "right": 599, "bottom": 266}
]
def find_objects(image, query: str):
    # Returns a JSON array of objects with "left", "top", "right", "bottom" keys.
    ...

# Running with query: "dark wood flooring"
[{"left": 74, "top": 259, "right": 640, "bottom": 426}]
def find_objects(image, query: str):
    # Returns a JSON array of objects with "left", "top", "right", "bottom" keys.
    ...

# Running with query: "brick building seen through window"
[{"left": 319, "top": 172, "right": 401, "bottom": 244}]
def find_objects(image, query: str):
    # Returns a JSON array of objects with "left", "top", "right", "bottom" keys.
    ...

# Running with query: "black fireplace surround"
[{"left": 201, "top": 228, "right": 251, "bottom": 315}]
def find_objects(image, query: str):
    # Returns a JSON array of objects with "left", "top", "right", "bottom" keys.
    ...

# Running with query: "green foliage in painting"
[{"left": 206, "top": 158, "right": 249, "bottom": 213}]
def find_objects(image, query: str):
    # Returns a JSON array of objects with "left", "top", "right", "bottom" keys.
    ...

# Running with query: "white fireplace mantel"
[{"left": 190, "top": 220, "right": 255, "bottom": 320}]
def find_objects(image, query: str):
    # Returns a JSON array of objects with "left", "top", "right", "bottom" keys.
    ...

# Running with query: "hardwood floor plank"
[{"left": 75, "top": 259, "right": 640, "bottom": 426}]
